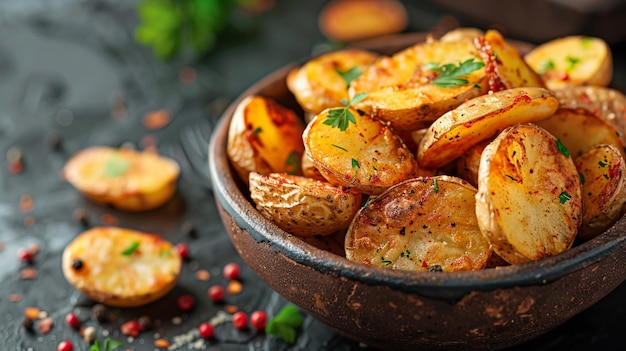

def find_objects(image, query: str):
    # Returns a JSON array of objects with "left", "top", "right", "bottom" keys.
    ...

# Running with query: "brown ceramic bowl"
[{"left": 208, "top": 34, "right": 626, "bottom": 350}]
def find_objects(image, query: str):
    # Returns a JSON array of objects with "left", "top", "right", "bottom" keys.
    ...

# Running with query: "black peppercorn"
[
  {"left": 71, "top": 259, "right": 84, "bottom": 271},
  {"left": 91, "top": 304, "right": 108, "bottom": 323},
  {"left": 73, "top": 208, "right": 90, "bottom": 227},
  {"left": 181, "top": 221, "right": 197, "bottom": 239},
  {"left": 137, "top": 315, "right": 152, "bottom": 330},
  {"left": 22, "top": 318, "right": 34, "bottom": 331},
  {"left": 48, "top": 134, "right": 63, "bottom": 151}
]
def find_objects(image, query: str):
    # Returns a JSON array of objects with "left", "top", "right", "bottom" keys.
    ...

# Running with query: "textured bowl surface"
[{"left": 208, "top": 34, "right": 626, "bottom": 351}]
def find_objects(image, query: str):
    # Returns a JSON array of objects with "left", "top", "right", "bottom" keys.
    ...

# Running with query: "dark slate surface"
[{"left": 0, "top": 1, "right": 624, "bottom": 350}]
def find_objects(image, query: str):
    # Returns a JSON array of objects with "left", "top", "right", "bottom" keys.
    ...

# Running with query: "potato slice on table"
[
  {"left": 349, "top": 38, "right": 488, "bottom": 132},
  {"left": 525, "top": 35, "right": 612, "bottom": 90},
  {"left": 287, "top": 49, "right": 378, "bottom": 114},
  {"left": 418, "top": 87, "right": 559, "bottom": 169},
  {"left": 575, "top": 144, "right": 626, "bottom": 240},
  {"left": 536, "top": 108, "right": 626, "bottom": 160},
  {"left": 345, "top": 176, "right": 492, "bottom": 272},
  {"left": 476, "top": 124, "right": 583, "bottom": 265},
  {"left": 227, "top": 96, "right": 305, "bottom": 184},
  {"left": 553, "top": 86, "right": 626, "bottom": 147},
  {"left": 249, "top": 172, "right": 362, "bottom": 237},
  {"left": 303, "top": 108, "right": 418, "bottom": 195},
  {"left": 63, "top": 146, "right": 179, "bottom": 211},
  {"left": 475, "top": 30, "right": 545, "bottom": 91},
  {"left": 62, "top": 227, "right": 182, "bottom": 307}
]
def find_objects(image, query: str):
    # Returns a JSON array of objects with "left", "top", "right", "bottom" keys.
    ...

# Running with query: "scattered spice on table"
[
  {"left": 142, "top": 109, "right": 171, "bottom": 130},
  {"left": 19, "top": 194, "right": 33, "bottom": 212},
  {"left": 195, "top": 269, "right": 210, "bottom": 281},
  {"left": 23, "top": 216, "right": 35, "bottom": 227},
  {"left": 9, "top": 293, "right": 22, "bottom": 302},
  {"left": 24, "top": 307, "right": 41, "bottom": 320},
  {"left": 179, "top": 67, "right": 197, "bottom": 84},
  {"left": 20, "top": 268, "right": 38, "bottom": 280},
  {"left": 226, "top": 280, "right": 243, "bottom": 295},
  {"left": 38, "top": 317, "right": 54, "bottom": 334},
  {"left": 73, "top": 208, "right": 90, "bottom": 227},
  {"left": 100, "top": 213, "right": 118, "bottom": 225}
]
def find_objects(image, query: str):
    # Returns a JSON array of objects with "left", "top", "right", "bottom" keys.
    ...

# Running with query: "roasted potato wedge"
[
  {"left": 553, "top": 85, "right": 626, "bottom": 147},
  {"left": 227, "top": 96, "right": 305, "bottom": 184},
  {"left": 439, "top": 27, "right": 484, "bottom": 43},
  {"left": 303, "top": 108, "right": 418, "bottom": 195},
  {"left": 349, "top": 38, "right": 488, "bottom": 132},
  {"left": 536, "top": 108, "right": 626, "bottom": 160},
  {"left": 476, "top": 30, "right": 545, "bottom": 91},
  {"left": 345, "top": 176, "right": 492, "bottom": 272},
  {"left": 575, "top": 144, "right": 626, "bottom": 240},
  {"left": 62, "top": 227, "right": 182, "bottom": 307},
  {"left": 62, "top": 146, "right": 179, "bottom": 211},
  {"left": 456, "top": 139, "right": 490, "bottom": 187},
  {"left": 249, "top": 172, "right": 362, "bottom": 236},
  {"left": 476, "top": 124, "right": 582, "bottom": 264},
  {"left": 525, "top": 35, "right": 612, "bottom": 90},
  {"left": 418, "top": 87, "right": 559, "bottom": 169},
  {"left": 286, "top": 49, "right": 378, "bottom": 114}
]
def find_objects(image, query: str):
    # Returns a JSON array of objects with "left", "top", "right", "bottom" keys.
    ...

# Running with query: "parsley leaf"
[
  {"left": 565, "top": 56, "right": 581, "bottom": 72},
  {"left": 266, "top": 304, "right": 303, "bottom": 344},
  {"left": 323, "top": 92, "right": 367, "bottom": 131},
  {"left": 559, "top": 191, "right": 572, "bottom": 204},
  {"left": 285, "top": 151, "right": 301, "bottom": 175},
  {"left": 104, "top": 153, "right": 130, "bottom": 177},
  {"left": 426, "top": 58, "right": 485, "bottom": 88},
  {"left": 90, "top": 338, "right": 123, "bottom": 351},
  {"left": 556, "top": 139, "right": 570, "bottom": 158},
  {"left": 121, "top": 241, "right": 140, "bottom": 256},
  {"left": 335, "top": 66, "right": 364, "bottom": 86},
  {"left": 539, "top": 59, "right": 555, "bottom": 74}
]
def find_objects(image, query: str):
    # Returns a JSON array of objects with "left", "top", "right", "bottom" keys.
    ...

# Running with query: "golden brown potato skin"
[
  {"left": 62, "top": 146, "right": 179, "bottom": 211},
  {"left": 249, "top": 172, "right": 362, "bottom": 237},
  {"left": 62, "top": 227, "right": 182, "bottom": 307},
  {"left": 475, "top": 124, "right": 582, "bottom": 265},
  {"left": 303, "top": 108, "right": 418, "bottom": 195},
  {"left": 575, "top": 144, "right": 626, "bottom": 240},
  {"left": 345, "top": 176, "right": 492, "bottom": 272},
  {"left": 227, "top": 96, "right": 305, "bottom": 184}
]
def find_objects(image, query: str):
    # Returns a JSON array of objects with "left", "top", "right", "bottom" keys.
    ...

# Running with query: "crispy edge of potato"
[
  {"left": 303, "top": 108, "right": 418, "bottom": 195},
  {"left": 345, "top": 175, "right": 492, "bottom": 272},
  {"left": 61, "top": 226, "right": 182, "bottom": 307},
  {"left": 575, "top": 144, "right": 626, "bottom": 240},
  {"left": 524, "top": 35, "right": 612, "bottom": 90},
  {"left": 249, "top": 172, "right": 362, "bottom": 236},
  {"left": 456, "top": 139, "right": 491, "bottom": 188},
  {"left": 226, "top": 95, "right": 306, "bottom": 184},
  {"left": 62, "top": 146, "right": 180, "bottom": 211},
  {"left": 417, "top": 87, "right": 559, "bottom": 169},
  {"left": 475, "top": 124, "right": 582, "bottom": 265}
]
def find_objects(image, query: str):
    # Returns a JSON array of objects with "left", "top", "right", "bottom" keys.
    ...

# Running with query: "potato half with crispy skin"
[
  {"left": 249, "top": 172, "right": 362, "bottom": 237},
  {"left": 525, "top": 35, "right": 612, "bottom": 90},
  {"left": 575, "top": 144, "right": 626, "bottom": 240},
  {"left": 62, "top": 227, "right": 182, "bottom": 307},
  {"left": 349, "top": 38, "right": 488, "bottom": 132},
  {"left": 345, "top": 176, "right": 492, "bottom": 272},
  {"left": 62, "top": 146, "right": 179, "bottom": 211},
  {"left": 536, "top": 108, "right": 626, "bottom": 161},
  {"left": 553, "top": 86, "right": 626, "bottom": 147},
  {"left": 475, "top": 30, "right": 545, "bottom": 92},
  {"left": 456, "top": 139, "right": 490, "bottom": 188},
  {"left": 418, "top": 87, "right": 559, "bottom": 169},
  {"left": 303, "top": 108, "right": 418, "bottom": 195},
  {"left": 476, "top": 124, "right": 582, "bottom": 265},
  {"left": 287, "top": 49, "right": 378, "bottom": 114},
  {"left": 227, "top": 96, "right": 305, "bottom": 184}
]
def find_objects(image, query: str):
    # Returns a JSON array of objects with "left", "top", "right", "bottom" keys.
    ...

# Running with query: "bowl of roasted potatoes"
[{"left": 208, "top": 29, "right": 626, "bottom": 350}]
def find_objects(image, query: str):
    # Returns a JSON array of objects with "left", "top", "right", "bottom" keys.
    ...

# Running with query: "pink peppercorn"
[
  {"left": 177, "top": 294, "right": 195, "bottom": 311},
  {"left": 223, "top": 262, "right": 240, "bottom": 280},
  {"left": 208, "top": 285, "right": 225, "bottom": 302},
  {"left": 65, "top": 312, "right": 80, "bottom": 329},
  {"left": 232, "top": 311, "right": 247, "bottom": 330},
  {"left": 57, "top": 341, "right": 73, "bottom": 351},
  {"left": 175, "top": 242, "right": 189, "bottom": 260},
  {"left": 198, "top": 322, "right": 214, "bottom": 338},
  {"left": 121, "top": 320, "right": 143, "bottom": 337},
  {"left": 250, "top": 310, "right": 267, "bottom": 330}
]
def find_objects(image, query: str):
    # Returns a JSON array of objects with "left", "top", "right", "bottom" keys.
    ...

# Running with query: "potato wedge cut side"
[
  {"left": 303, "top": 108, "right": 418, "bottom": 195},
  {"left": 249, "top": 172, "right": 362, "bottom": 236},
  {"left": 525, "top": 35, "right": 612, "bottom": 90},
  {"left": 553, "top": 86, "right": 626, "bottom": 147},
  {"left": 476, "top": 124, "right": 582, "bottom": 264},
  {"left": 286, "top": 49, "right": 378, "bottom": 114},
  {"left": 227, "top": 96, "right": 306, "bottom": 184},
  {"left": 575, "top": 144, "right": 626, "bottom": 240},
  {"left": 345, "top": 176, "right": 492, "bottom": 272},
  {"left": 536, "top": 108, "right": 626, "bottom": 161},
  {"left": 418, "top": 87, "right": 559, "bottom": 169},
  {"left": 476, "top": 30, "right": 545, "bottom": 91}
]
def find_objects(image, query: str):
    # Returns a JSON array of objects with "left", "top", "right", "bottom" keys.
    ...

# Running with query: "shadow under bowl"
[{"left": 208, "top": 33, "right": 626, "bottom": 351}]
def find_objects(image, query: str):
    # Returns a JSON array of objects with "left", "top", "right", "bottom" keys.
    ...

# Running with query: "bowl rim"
[{"left": 208, "top": 33, "right": 626, "bottom": 299}]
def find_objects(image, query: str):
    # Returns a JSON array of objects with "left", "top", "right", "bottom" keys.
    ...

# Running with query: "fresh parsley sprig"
[
  {"left": 335, "top": 66, "right": 364, "bottom": 86},
  {"left": 265, "top": 304, "right": 304, "bottom": 344},
  {"left": 323, "top": 92, "right": 368, "bottom": 131},
  {"left": 425, "top": 58, "right": 485, "bottom": 88},
  {"left": 90, "top": 338, "right": 123, "bottom": 351}
]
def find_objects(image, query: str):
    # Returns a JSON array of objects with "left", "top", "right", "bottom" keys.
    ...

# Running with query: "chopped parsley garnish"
[
  {"left": 323, "top": 92, "right": 368, "bottom": 131},
  {"left": 556, "top": 139, "right": 570, "bottom": 158},
  {"left": 351, "top": 158, "right": 360, "bottom": 168},
  {"left": 335, "top": 66, "right": 364, "bottom": 86},
  {"left": 565, "top": 56, "right": 581, "bottom": 72},
  {"left": 400, "top": 249, "right": 411, "bottom": 258},
  {"left": 581, "top": 37, "right": 593, "bottom": 48},
  {"left": 265, "top": 304, "right": 303, "bottom": 344},
  {"left": 579, "top": 172, "right": 585, "bottom": 185},
  {"left": 559, "top": 191, "right": 572, "bottom": 204},
  {"left": 331, "top": 144, "right": 348, "bottom": 152},
  {"left": 285, "top": 151, "right": 300, "bottom": 175},
  {"left": 381, "top": 258, "right": 392, "bottom": 266},
  {"left": 159, "top": 250, "right": 171, "bottom": 257},
  {"left": 252, "top": 127, "right": 262, "bottom": 135},
  {"left": 432, "top": 178, "right": 439, "bottom": 193},
  {"left": 104, "top": 153, "right": 130, "bottom": 177},
  {"left": 121, "top": 241, "right": 140, "bottom": 256},
  {"left": 505, "top": 174, "right": 518, "bottom": 182},
  {"left": 90, "top": 337, "right": 123, "bottom": 351},
  {"left": 539, "top": 59, "right": 555, "bottom": 74},
  {"left": 425, "top": 58, "right": 485, "bottom": 88},
  {"left": 598, "top": 160, "right": 607, "bottom": 167},
  {"left": 603, "top": 174, "right": 609, "bottom": 179}
]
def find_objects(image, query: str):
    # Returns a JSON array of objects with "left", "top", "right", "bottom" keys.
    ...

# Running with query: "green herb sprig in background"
[{"left": 265, "top": 304, "right": 304, "bottom": 344}]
